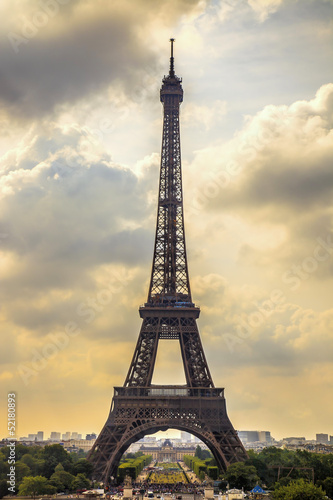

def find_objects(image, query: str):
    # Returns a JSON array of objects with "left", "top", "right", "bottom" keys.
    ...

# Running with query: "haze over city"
[{"left": 0, "top": 0, "right": 333, "bottom": 443}]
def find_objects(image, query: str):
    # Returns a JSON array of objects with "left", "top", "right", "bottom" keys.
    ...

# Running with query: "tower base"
[{"left": 88, "top": 385, "right": 247, "bottom": 484}]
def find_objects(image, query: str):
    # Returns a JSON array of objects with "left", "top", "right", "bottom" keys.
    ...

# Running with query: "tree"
[
  {"left": 1, "top": 444, "right": 33, "bottom": 462},
  {"left": 50, "top": 470, "right": 75, "bottom": 491},
  {"left": 55, "top": 463, "right": 65, "bottom": 472},
  {"left": 20, "top": 454, "right": 45, "bottom": 476},
  {"left": 70, "top": 449, "right": 87, "bottom": 462},
  {"left": 73, "top": 459, "right": 94, "bottom": 478},
  {"left": 0, "top": 453, "right": 9, "bottom": 477},
  {"left": 272, "top": 479, "right": 326, "bottom": 500},
  {"left": 0, "top": 479, "right": 8, "bottom": 499},
  {"left": 316, "top": 477, "right": 333, "bottom": 499},
  {"left": 194, "top": 445, "right": 212, "bottom": 460},
  {"left": 224, "top": 462, "right": 260, "bottom": 490},
  {"left": 15, "top": 461, "right": 32, "bottom": 484},
  {"left": 42, "top": 445, "right": 72, "bottom": 478},
  {"left": 18, "top": 475, "right": 56, "bottom": 499},
  {"left": 199, "top": 471, "right": 205, "bottom": 482},
  {"left": 72, "top": 473, "right": 91, "bottom": 491}
]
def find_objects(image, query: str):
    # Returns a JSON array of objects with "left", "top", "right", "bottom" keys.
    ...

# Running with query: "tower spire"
[
  {"left": 148, "top": 37, "right": 188, "bottom": 305},
  {"left": 169, "top": 37, "right": 175, "bottom": 77}
]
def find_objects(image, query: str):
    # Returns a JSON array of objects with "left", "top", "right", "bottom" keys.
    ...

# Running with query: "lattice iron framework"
[{"left": 88, "top": 39, "right": 247, "bottom": 484}]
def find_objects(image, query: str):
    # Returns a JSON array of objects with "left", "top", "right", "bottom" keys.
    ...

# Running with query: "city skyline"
[
  {"left": 4, "top": 428, "right": 333, "bottom": 445},
  {"left": 0, "top": 0, "right": 333, "bottom": 441}
]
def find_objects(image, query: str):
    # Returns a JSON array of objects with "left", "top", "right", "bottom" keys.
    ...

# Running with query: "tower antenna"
[{"left": 169, "top": 37, "right": 175, "bottom": 77}]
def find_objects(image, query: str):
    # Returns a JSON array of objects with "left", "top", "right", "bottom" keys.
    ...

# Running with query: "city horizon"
[{"left": 4, "top": 428, "right": 332, "bottom": 444}]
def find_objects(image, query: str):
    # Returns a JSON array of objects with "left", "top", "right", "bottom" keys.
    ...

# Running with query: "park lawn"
[{"left": 149, "top": 463, "right": 187, "bottom": 484}]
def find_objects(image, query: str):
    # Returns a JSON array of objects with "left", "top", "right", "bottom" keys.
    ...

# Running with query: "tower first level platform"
[{"left": 90, "top": 385, "right": 247, "bottom": 483}]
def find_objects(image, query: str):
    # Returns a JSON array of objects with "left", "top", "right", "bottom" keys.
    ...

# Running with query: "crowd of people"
[{"left": 131, "top": 481, "right": 204, "bottom": 495}]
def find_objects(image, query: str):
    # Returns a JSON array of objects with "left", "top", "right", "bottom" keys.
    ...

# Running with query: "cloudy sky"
[{"left": 1, "top": 0, "right": 332, "bottom": 443}]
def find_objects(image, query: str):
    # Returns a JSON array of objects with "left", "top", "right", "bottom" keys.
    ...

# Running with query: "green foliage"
[
  {"left": 148, "top": 463, "right": 188, "bottom": 484},
  {"left": 224, "top": 462, "right": 260, "bottom": 490},
  {"left": 1, "top": 444, "right": 34, "bottom": 462},
  {"left": 15, "top": 461, "right": 32, "bottom": 484},
  {"left": 272, "top": 479, "right": 326, "bottom": 499},
  {"left": 316, "top": 477, "right": 333, "bottom": 498},
  {"left": 245, "top": 447, "right": 333, "bottom": 488},
  {"left": 18, "top": 475, "right": 56, "bottom": 498},
  {"left": 0, "top": 454, "right": 9, "bottom": 477},
  {"left": 20, "top": 454, "right": 45, "bottom": 476},
  {"left": 195, "top": 445, "right": 212, "bottom": 460},
  {"left": 118, "top": 455, "right": 152, "bottom": 481},
  {"left": 73, "top": 458, "right": 94, "bottom": 478},
  {"left": 207, "top": 466, "right": 219, "bottom": 480},
  {"left": 0, "top": 479, "right": 8, "bottom": 499},
  {"left": 42, "top": 444, "right": 72, "bottom": 478},
  {"left": 70, "top": 449, "right": 87, "bottom": 462},
  {"left": 50, "top": 470, "right": 76, "bottom": 491},
  {"left": 71, "top": 473, "right": 91, "bottom": 490},
  {"left": 0, "top": 444, "right": 95, "bottom": 495},
  {"left": 183, "top": 455, "right": 216, "bottom": 481}
]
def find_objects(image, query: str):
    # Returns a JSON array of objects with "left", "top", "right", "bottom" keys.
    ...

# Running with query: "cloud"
[
  {"left": 247, "top": 0, "right": 284, "bottom": 21},
  {"left": 0, "top": 0, "right": 204, "bottom": 120},
  {"left": 0, "top": 120, "right": 158, "bottom": 352},
  {"left": 185, "top": 84, "right": 333, "bottom": 279},
  {"left": 190, "top": 274, "right": 333, "bottom": 378},
  {"left": 182, "top": 100, "right": 227, "bottom": 130},
  {"left": 206, "top": 83, "right": 333, "bottom": 211}
]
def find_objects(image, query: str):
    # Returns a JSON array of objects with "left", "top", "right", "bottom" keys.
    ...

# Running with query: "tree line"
[
  {"left": 0, "top": 443, "right": 94, "bottom": 498},
  {"left": 188, "top": 445, "right": 333, "bottom": 498},
  {"left": 221, "top": 447, "right": 333, "bottom": 498}
]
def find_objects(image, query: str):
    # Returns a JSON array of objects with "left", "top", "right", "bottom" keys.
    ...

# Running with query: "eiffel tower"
[{"left": 88, "top": 39, "right": 247, "bottom": 484}]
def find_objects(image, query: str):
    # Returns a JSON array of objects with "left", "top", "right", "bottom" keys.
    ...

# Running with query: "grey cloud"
[
  {"left": 0, "top": 0, "right": 203, "bottom": 120},
  {"left": 0, "top": 125, "right": 154, "bottom": 296},
  {"left": 206, "top": 83, "right": 333, "bottom": 216},
  {"left": 240, "top": 153, "right": 333, "bottom": 211}
]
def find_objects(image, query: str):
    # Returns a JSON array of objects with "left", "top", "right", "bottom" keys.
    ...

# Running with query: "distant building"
[
  {"left": 282, "top": 437, "right": 306, "bottom": 445},
  {"left": 86, "top": 433, "right": 97, "bottom": 441},
  {"left": 71, "top": 432, "right": 82, "bottom": 440},
  {"left": 50, "top": 432, "right": 61, "bottom": 441},
  {"left": 180, "top": 432, "right": 192, "bottom": 442},
  {"left": 238, "top": 430, "right": 271, "bottom": 444},
  {"left": 62, "top": 432, "right": 71, "bottom": 441},
  {"left": 221, "top": 490, "right": 245, "bottom": 500},
  {"left": 37, "top": 431, "right": 44, "bottom": 441},
  {"left": 139, "top": 438, "right": 195, "bottom": 462},
  {"left": 258, "top": 431, "right": 271, "bottom": 443},
  {"left": 66, "top": 439, "right": 96, "bottom": 452},
  {"left": 126, "top": 442, "right": 142, "bottom": 453},
  {"left": 330, "top": 436, "right": 333, "bottom": 444},
  {"left": 142, "top": 437, "right": 157, "bottom": 443},
  {"left": 316, "top": 434, "right": 329, "bottom": 444}
]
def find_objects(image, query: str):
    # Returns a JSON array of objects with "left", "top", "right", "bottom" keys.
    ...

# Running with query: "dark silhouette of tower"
[{"left": 88, "top": 39, "right": 247, "bottom": 484}]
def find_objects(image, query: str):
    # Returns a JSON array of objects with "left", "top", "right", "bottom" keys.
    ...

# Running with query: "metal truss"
[
  {"left": 124, "top": 309, "right": 213, "bottom": 388},
  {"left": 148, "top": 43, "right": 190, "bottom": 305},
  {"left": 89, "top": 388, "right": 248, "bottom": 484}
]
